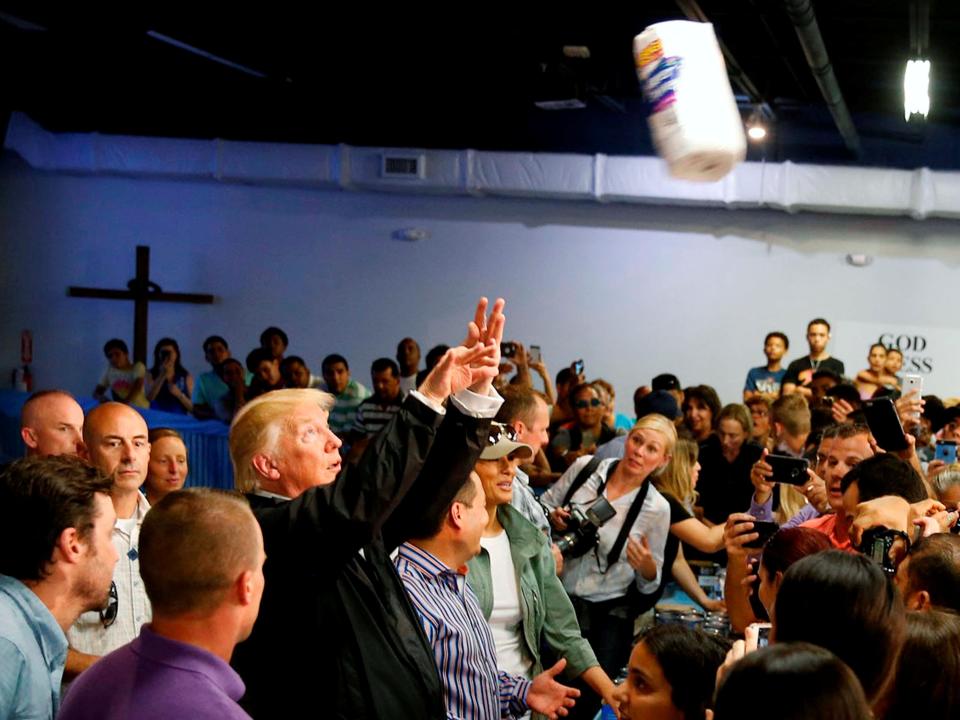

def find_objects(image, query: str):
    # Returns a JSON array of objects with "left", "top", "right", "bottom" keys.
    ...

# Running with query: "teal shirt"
[
  {"left": 192, "top": 369, "right": 253, "bottom": 407},
  {"left": 466, "top": 505, "right": 598, "bottom": 681},
  {"left": 323, "top": 379, "right": 371, "bottom": 436},
  {"left": 0, "top": 574, "right": 68, "bottom": 719}
]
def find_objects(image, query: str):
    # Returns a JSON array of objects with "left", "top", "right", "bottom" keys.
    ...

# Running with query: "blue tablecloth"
[{"left": 0, "top": 389, "right": 234, "bottom": 490}]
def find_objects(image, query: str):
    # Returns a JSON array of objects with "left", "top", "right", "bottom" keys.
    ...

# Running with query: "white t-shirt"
[{"left": 479, "top": 530, "right": 534, "bottom": 679}]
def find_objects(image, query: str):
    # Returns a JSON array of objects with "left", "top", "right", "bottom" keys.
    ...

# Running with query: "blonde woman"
[
  {"left": 542, "top": 414, "right": 674, "bottom": 682},
  {"left": 648, "top": 438, "right": 726, "bottom": 611}
]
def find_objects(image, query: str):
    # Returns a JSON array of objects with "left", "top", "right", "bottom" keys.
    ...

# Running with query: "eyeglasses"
[
  {"left": 100, "top": 581, "right": 118, "bottom": 628},
  {"left": 487, "top": 422, "right": 518, "bottom": 446},
  {"left": 574, "top": 398, "right": 603, "bottom": 409}
]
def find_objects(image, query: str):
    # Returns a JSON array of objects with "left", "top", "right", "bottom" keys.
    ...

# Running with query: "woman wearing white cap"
[{"left": 466, "top": 422, "right": 618, "bottom": 716}]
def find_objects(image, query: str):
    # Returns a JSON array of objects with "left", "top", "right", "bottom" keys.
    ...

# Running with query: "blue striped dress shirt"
[{"left": 395, "top": 542, "right": 532, "bottom": 719}]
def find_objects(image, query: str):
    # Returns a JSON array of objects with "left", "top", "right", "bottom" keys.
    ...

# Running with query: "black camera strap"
[
  {"left": 560, "top": 457, "right": 609, "bottom": 507},
  {"left": 603, "top": 477, "right": 650, "bottom": 570},
  {"left": 559, "top": 457, "right": 653, "bottom": 571}
]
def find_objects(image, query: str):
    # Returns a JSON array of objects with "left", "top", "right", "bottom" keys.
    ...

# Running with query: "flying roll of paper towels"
[{"left": 634, "top": 21, "right": 746, "bottom": 182}]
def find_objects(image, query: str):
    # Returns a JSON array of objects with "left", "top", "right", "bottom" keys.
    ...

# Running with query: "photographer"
[{"left": 541, "top": 415, "right": 673, "bottom": 685}]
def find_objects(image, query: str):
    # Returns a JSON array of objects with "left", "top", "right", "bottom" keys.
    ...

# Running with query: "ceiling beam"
[
  {"left": 673, "top": 0, "right": 775, "bottom": 118},
  {"left": 782, "top": 0, "right": 861, "bottom": 156}
]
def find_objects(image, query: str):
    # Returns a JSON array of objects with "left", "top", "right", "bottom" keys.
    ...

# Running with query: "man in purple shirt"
[{"left": 59, "top": 490, "right": 265, "bottom": 720}]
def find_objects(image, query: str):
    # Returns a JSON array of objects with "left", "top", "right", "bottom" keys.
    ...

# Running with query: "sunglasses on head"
[
  {"left": 487, "top": 422, "right": 518, "bottom": 446},
  {"left": 100, "top": 581, "right": 118, "bottom": 629},
  {"left": 574, "top": 398, "right": 603, "bottom": 409}
]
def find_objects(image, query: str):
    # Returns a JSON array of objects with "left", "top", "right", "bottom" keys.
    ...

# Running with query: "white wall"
[{"left": 3, "top": 152, "right": 960, "bottom": 412}]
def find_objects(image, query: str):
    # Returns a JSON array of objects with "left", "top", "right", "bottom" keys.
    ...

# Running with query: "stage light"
[{"left": 904, "top": 59, "right": 930, "bottom": 121}]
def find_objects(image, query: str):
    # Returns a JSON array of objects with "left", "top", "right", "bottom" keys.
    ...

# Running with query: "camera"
[
  {"left": 554, "top": 496, "right": 617, "bottom": 558},
  {"left": 501, "top": 342, "right": 517, "bottom": 358},
  {"left": 858, "top": 526, "right": 910, "bottom": 576}
]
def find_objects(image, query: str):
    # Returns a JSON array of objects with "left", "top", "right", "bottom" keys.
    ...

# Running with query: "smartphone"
[
  {"left": 755, "top": 623, "right": 772, "bottom": 648},
  {"left": 902, "top": 373, "right": 923, "bottom": 399},
  {"left": 766, "top": 454, "right": 810, "bottom": 486},
  {"left": 902, "top": 374, "right": 923, "bottom": 422},
  {"left": 529, "top": 345, "right": 542, "bottom": 364},
  {"left": 862, "top": 397, "right": 910, "bottom": 452},
  {"left": 573, "top": 359, "right": 584, "bottom": 376},
  {"left": 501, "top": 342, "right": 516, "bottom": 358},
  {"left": 743, "top": 520, "right": 780, "bottom": 549},
  {"left": 936, "top": 440, "right": 958, "bottom": 465}
]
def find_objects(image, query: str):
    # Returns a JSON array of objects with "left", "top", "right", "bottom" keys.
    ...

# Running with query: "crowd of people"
[{"left": 3, "top": 304, "right": 960, "bottom": 720}]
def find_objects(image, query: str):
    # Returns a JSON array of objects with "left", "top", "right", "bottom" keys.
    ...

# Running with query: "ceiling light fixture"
[
  {"left": 746, "top": 107, "right": 767, "bottom": 142},
  {"left": 904, "top": 58, "right": 930, "bottom": 121}
]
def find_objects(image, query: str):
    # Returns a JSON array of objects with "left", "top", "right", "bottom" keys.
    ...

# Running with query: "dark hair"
[
  {"left": 424, "top": 345, "right": 449, "bottom": 370},
  {"left": 922, "top": 394, "right": 946, "bottom": 433},
  {"left": 556, "top": 367, "right": 575, "bottom": 387},
  {"left": 869, "top": 342, "right": 887, "bottom": 355},
  {"left": 714, "top": 643, "right": 870, "bottom": 720},
  {"left": 760, "top": 527, "right": 832, "bottom": 580},
  {"left": 635, "top": 625, "right": 730, "bottom": 720},
  {"left": 681, "top": 385, "right": 722, "bottom": 428},
  {"left": 216, "top": 358, "right": 244, "bottom": 381},
  {"left": 202, "top": 335, "right": 228, "bottom": 353},
  {"left": 811, "top": 369, "right": 841, "bottom": 385},
  {"left": 886, "top": 347, "right": 903, "bottom": 358},
  {"left": 395, "top": 337, "right": 419, "bottom": 355},
  {"left": 808, "top": 318, "right": 831, "bottom": 333},
  {"left": 840, "top": 453, "right": 928, "bottom": 503},
  {"left": 279, "top": 355, "right": 307, "bottom": 372},
  {"left": 826, "top": 383, "right": 862, "bottom": 408},
  {"left": 764, "top": 331, "right": 790, "bottom": 350},
  {"left": 407, "top": 473, "right": 480, "bottom": 540},
  {"left": 651, "top": 373, "right": 681, "bottom": 392},
  {"left": 103, "top": 338, "right": 128, "bottom": 356},
  {"left": 321, "top": 353, "right": 349, "bottom": 373},
  {"left": 904, "top": 534, "right": 960, "bottom": 612},
  {"left": 884, "top": 610, "right": 960, "bottom": 720},
  {"left": 371, "top": 358, "right": 399, "bottom": 377},
  {"left": 259, "top": 326, "right": 288, "bottom": 349},
  {"left": 149, "top": 337, "right": 189, "bottom": 381},
  {"left": 570, "top": 382, "right": 599, "bottom": 402},
  {"left": 775, "top": 550, "right": 905, "bottom": 704},
  {"left": 245, "top": 348, "right": 275, "bottom": 374},
  {"left": 0, "top": 456, "right": 113, "bottom": 581},
  {"left": 822, "top": 422, "right": 872, "bottom": 442}
]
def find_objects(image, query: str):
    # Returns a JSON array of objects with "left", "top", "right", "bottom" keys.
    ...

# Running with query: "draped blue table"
[{"left": 0, "top": 389, "right": 234, "bottom": 490}]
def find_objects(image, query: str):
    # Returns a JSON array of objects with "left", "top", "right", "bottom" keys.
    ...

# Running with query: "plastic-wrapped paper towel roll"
[{"left": 634, "top": 21, "right": 746, "bottom": 182}]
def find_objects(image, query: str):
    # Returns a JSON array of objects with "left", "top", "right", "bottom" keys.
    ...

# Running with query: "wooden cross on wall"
[{"left": 68, "top": 245, "right": 215, "bottom": 364}]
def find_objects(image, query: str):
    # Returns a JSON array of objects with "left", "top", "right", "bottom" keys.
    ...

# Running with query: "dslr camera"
[{"left": 554, "top": 496, "right": 617, "bottom": 558}]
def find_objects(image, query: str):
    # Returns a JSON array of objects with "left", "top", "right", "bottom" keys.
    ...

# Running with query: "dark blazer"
[{"left": 232, "top": 395, "right": 489, "bottom": 719}]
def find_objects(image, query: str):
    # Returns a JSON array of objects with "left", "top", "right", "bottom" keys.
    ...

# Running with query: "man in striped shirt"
[
  {"left": 396, "top": 472, "right": 580, "bottom": 720},
  {"left": 346, "top": 358, "right": 406, "bottom": 464},
  {"left": 320, "top": 353, "right": 371, "bottom": 439}
]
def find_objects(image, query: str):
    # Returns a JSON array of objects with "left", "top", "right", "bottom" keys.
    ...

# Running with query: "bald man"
[
  {"left": 65, "top": 402, "right": 153, "bottom": 680},
  {"left": 19, "top": 390, "right": 85, "bottom": 457}
]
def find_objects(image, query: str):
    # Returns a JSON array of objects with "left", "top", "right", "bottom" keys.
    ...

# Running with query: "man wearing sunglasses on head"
[
  {"left": 229, "top": 298, "right": 506, "bottom": 720},
  {"left": 0, "top": 456, "right": 117, "bottom": 719}
]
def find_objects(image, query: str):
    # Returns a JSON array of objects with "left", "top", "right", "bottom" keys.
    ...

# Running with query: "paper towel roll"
[{"left": 634, "top": 21, "right": 746, "bottom": 182}]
